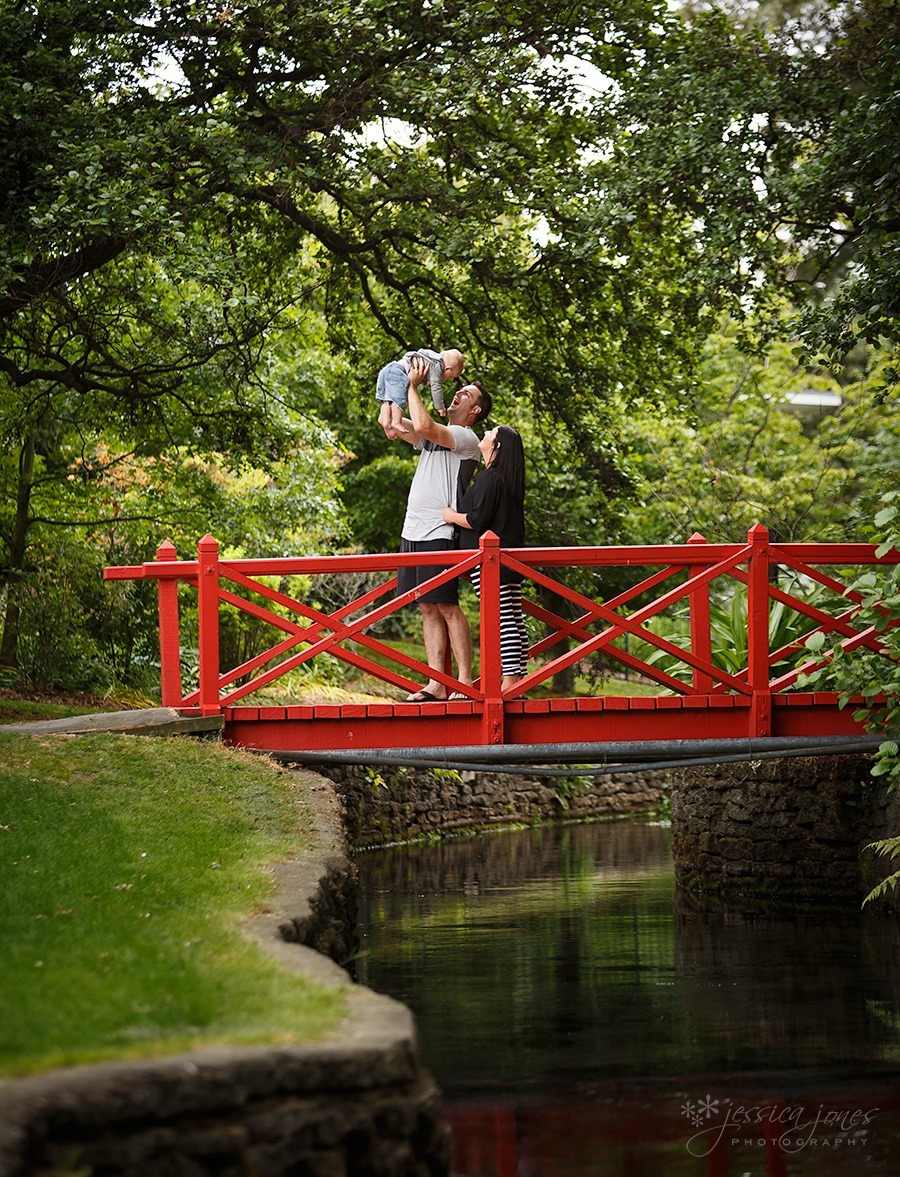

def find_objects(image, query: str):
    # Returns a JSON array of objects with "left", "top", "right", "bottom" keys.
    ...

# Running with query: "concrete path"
[{"left": 0, "top": 707, "right": 223, "bottom": 737}]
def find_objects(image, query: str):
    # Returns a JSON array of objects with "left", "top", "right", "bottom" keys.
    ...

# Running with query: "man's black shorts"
[{"left": 397, "top": 537, "right": 459, "bottom": 605}]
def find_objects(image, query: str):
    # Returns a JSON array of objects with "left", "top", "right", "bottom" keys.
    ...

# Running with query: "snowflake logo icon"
[
  {"left": 681, "top": 1101, "right": 704, "bottom": 1128},
  {"left": 698, "top": 1095, "right": 720, "bottom": 1119},
  {"left": 681, "top": 1095, "right": 720, "bottom": 1128}
]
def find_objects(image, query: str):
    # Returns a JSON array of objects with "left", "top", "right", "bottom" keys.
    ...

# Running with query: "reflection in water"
[{"left": 353, "top": 820, "right": 900, "bottom": 1175}]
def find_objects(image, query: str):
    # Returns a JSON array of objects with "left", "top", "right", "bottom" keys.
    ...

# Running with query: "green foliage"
[
  {"left": 862, "top": 837, "right": 900, "bottom": 908},
  {"left": 2, "top": 0, "right": 898, "bottom": 694},
  {"left": 617, "top": 572, "right": 839, "bottom": 684},
  {"left": 0, "top": 733, "right": 344, "bottom": 1075},
  {"left": 365, "top": 765, "right": 412, "bottom": 793},
  {"left": 365, "top": 767, "right": 388, "bottom": 792},
  {"left": 620, "top": 324, "right": 900, "bottom": 544},
  {"left": 801, "top": 559, "right": 900, "bottom": 778},
  {"left": 12, "top": 531, "right": 156, "bottom": 693},
  {"left": 554, "top": 772, "right": 593, "bottom": 811},
  {"left": 797, "top": 490, "right": 900, "bottom": 904},
  {"left": 0, "top": 423, "right": 347, "bottom": 690},
  {"left": 603, "top": 1, "right": 900, "bottom": 369},
  {"left": 340, "top": 453, "right": 415, "bottom": 554},
  {"left": 783, "top": 0, "right": 900, "bottom": 367},
  {"left": 431, "top": 768, "right": 462, "bottom": 784}
]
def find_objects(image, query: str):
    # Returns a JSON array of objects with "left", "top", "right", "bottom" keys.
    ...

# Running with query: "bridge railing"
[{"left": 103, "top": 524, "right": 899, "bottom": 732}]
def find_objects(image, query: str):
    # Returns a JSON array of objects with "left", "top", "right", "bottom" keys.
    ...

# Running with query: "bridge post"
[
  {"left": 156, "top": 540, "right": 183, "bottom": 708},
  {"left": 197, "top": 534, "right": 222, "bottom": 715},
  {"left": 747, "top": 523, "right": 772, "bottom": 736},
  {"left": 479, "top": 531, "right": 505, "bottom": 745},
  {"left": 687, "top": 532, "right": 713, "bottom": 695}
]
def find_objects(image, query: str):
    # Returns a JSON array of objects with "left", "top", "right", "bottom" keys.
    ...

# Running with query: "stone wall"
[
  {"left": 670, "top": 753, "right": 898, "bottom": 911},
  {"left": 0, "top": 1014, "right": 450, "bottom": 1177},
  {"left": 312, "top": 762, "right": 668, "bottom": 847}
]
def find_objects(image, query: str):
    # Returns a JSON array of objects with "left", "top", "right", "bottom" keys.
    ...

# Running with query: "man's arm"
[
  {"left": 394, "top": 413, "right": 421, "bottom": 446},
  {"left": 407, "top": 374, "right": 458, "bottom": 450}
]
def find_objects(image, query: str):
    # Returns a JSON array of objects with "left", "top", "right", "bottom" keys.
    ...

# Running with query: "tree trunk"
[{"left": 0, "top": 435, "right": 36, "bottom": 668}]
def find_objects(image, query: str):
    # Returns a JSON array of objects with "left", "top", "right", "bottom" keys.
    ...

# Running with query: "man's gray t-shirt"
[{"left": 401, "top": 425, "right": 481, "bottom": 542}]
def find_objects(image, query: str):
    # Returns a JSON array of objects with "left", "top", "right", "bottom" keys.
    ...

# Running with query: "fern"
[{"left": 863, "top": 836, "right": 900, "bottom": 906}]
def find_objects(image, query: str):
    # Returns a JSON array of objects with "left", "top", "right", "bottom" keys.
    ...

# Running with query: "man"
[{"left": 394, "top": 357, "right": 493, "bottom": 701}]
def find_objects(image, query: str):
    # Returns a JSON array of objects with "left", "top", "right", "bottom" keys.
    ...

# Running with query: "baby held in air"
[{"left": 376, "top": 347, "right": 464, "bottom": 438}]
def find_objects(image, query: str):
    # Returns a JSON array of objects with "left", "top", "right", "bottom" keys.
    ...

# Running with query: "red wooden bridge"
[{"left": 103, "top": 524, "right": 896, "bottom": 763}]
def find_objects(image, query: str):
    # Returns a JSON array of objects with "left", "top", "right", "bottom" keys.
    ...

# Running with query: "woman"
[{"left": 442, "top": 425, "right": 528, "bottom": 692}]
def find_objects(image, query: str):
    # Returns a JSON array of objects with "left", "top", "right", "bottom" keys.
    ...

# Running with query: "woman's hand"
[{"left": 444, "top": 506, "right": 472, "bottom": 529}]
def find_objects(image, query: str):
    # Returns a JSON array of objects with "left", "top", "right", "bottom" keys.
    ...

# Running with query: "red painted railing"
[{"left": 103, "top": 524, "right": 899, "bottom": 749}]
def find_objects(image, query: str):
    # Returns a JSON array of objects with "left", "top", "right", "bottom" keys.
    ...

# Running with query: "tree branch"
[
  {"left": 0, "top": 236, "right": 129, "bottom": 322},
  {"left": 28, "top": 513, "right": 196, "bottom": 528}
]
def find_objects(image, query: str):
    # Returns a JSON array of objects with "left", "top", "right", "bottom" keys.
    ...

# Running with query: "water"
[{"left": 352, "top": 818, "right": 900, "bottom": 1175}]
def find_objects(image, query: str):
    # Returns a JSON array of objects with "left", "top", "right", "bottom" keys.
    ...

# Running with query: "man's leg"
[
  {"left": 438, "top": 603, "right": 474, "bottom": 688},
  {"left": 417, "top": 602, "right": 450, "bottom": 699}
]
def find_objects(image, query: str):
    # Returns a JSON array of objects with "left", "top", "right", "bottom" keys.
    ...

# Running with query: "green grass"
[
  {"left": 0, "top": 697, "right": 103, "bottom": 724},
  {"left": 0, "top": 733, "right": 345, "bottom": 1077},
  {"left": 0, "top": 688, "right": 161, "bottom": 725},
  {"left": 247, "top": 637, "right": 664, "bottom": 705}
]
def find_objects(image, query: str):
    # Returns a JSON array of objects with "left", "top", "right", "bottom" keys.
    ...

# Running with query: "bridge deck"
[{"left": 223, "top": 691, "right": 863, "bottom": 755}]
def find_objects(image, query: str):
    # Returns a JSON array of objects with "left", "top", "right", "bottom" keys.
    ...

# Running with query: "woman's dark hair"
[{"left": 490, "top": 425, "right": 525, "bottom": 507}]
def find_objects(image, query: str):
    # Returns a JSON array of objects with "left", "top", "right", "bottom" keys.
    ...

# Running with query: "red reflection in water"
[{"left": 447, "top": 1081, "right": 900, "bottom": 1177}]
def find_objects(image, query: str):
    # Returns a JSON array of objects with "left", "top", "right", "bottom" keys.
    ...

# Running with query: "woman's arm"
[
  {"left": 442, "top": 506, "right": 472, "bottom": 529},
  {"left": 445, "top": 470, "right": 500, "bottom": 533}
]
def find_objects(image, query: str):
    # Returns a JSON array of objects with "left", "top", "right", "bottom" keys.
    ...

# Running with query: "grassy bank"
[
  {"left": 0, "top": 693, "right": 117, "bottom": 724},
  {"left": 0, "top": 733, "right": 345, "bottom": 1077}
]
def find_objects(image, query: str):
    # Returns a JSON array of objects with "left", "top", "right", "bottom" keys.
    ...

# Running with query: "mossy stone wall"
[{"left": 670, "top": 754, "right": 899, "bottom": 911}]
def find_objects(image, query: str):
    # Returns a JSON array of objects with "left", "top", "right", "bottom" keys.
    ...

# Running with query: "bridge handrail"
[
  {"left": 103, "top": 525, "right": 900, "bottom": 735},
  {"left": 104, "top": 541, "right": 897, "bottom": 581}
]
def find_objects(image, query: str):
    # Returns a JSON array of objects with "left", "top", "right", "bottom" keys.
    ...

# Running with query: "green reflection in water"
[
  {"left": 354, "top": 818, "right": 900, "bottom": 1175},
  {"left": 355, "top": 821, "right": 692, "bottom": 1082},
  {"left": 354, "top": 818, "right": 900, "bottom": 1085}
]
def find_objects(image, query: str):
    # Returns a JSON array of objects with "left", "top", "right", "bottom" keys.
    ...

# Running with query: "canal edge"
[{"left": 0, "top": 765, "right": 452, "bottom": 1177}]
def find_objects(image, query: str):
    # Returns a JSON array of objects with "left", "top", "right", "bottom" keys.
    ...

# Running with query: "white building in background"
[{"left": 781, "top": 388, "right": 843, "bottom": 425}]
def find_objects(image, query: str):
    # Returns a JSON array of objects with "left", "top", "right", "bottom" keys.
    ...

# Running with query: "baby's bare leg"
[
  {"left": 391, "top": 402, "right": 408, "bottom": 434},
  {"left": 379, "top": 401, "right": 398, "bottom": 438}
]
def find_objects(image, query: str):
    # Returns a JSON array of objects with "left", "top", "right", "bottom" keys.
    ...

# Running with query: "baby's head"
[{"left": 441, "top": 349, "right": 464, "bottom": 380}]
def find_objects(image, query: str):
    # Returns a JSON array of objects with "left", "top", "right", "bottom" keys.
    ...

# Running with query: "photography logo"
[{"left": 680, "top": 1095, "right": 879, "bottom": 1158}]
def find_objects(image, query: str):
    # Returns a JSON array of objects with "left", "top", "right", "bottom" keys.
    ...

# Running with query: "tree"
[
  {"left": 0, "top": 0, "right": 716, "bottom": 679},
  {"left": 4, "top": 0, "right": 898, "bottom": 690},
  {"left": 3, "top": 0, "right": 721, "bottom": 440},
  {"left": 617, "top": 322, "right": 900, "bottom": 544},
  {"left": 591, "top": 0, "right": 900, "bottom": 375},
  {"left": 0, "top": 231, "right": 335, "bottom": 666}
]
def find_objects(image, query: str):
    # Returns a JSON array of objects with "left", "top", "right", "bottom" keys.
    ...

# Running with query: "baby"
[{"left": 376, "top": 348, "right": 464, "bottom": 438}]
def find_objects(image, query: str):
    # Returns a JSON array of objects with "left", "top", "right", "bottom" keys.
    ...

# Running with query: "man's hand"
[
  {"left": 407, "top": 358, "right": 458, "bottom": 449},
  {"left": 408, "top": 355, "right": 429, "bottom": 386}
]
